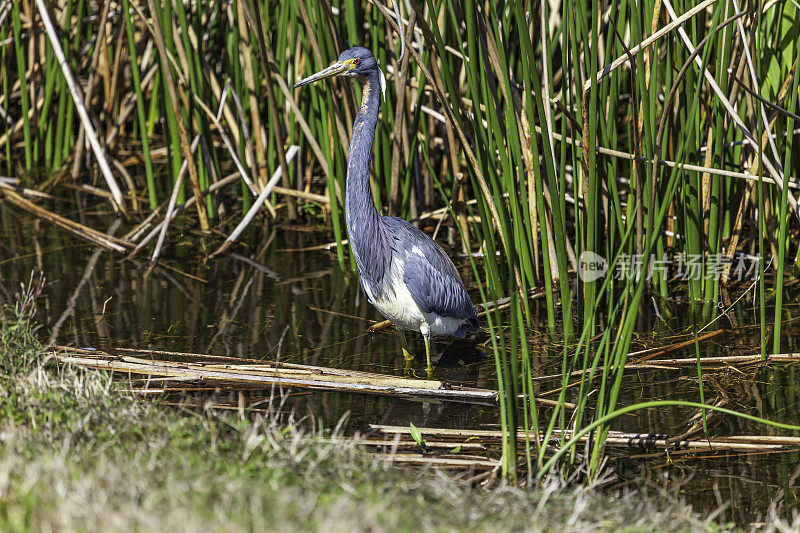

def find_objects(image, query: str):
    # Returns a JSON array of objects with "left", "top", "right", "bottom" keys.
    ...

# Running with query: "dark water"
[
  {"left": 0, "top": 207, "right": 498, "bottom": 431},
  {"left": 2, "top": 204, "right": 799, "bottom": 525}
]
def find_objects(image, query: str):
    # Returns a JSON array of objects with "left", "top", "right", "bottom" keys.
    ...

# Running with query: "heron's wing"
[{"left": 384, "top": 217, "right": 477, "bottom": 321}]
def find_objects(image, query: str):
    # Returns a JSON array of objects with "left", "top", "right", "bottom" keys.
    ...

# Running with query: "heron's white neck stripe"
[{"left": 378, "top": 66, "right": 386, "bottom": 101}]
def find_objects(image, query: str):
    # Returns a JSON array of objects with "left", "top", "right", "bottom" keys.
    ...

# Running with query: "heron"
[{"left": 292, "top": 46, "right": 479, "bottom": 373}]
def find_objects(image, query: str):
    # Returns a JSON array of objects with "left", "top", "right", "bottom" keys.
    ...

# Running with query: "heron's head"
[{"left": 292, "top": 47, "right": 386, "bottom": 99}]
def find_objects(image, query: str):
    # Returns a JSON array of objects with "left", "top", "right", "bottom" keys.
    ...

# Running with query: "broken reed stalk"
[
  {"left": 135, "top": 92, "right": 229, "bottom": 262},
  {"left": 634, "top": 353, "right": 800, "bottom": 366},
  {"left": 0, "top": 179, "right": 54, "bottom": 200},
  {"left": 1, "top": 187, "right": 130, "bottom": 252},
  {"left": 371, "top": 454, "right": 498, "bottom": 469},
  {"left": 34, "top": 0, "right": 126, "bottom": 213},
  {"left": 54, "top": 346, "right": 571, "bottom": 408},
  {"left": 344, "top": 438, "right": 487, "bottom": 451},
  {"left": 191, "top": 88, "right": 259, "bottom": 198},
  {"left": 127, "top": 171, "right": 241, "bottom": 257},
  {"left": 630, "top": 329, "right": 726, "bottom": 363},
  {"left": 210, "top": 145, "right": 300, "bottom": 258},
  {"left": 146, "top": 134, "right": 199, "bottom": 269},
  {"left": 370, "top": 424, "right": 800, "bottom": 454}
]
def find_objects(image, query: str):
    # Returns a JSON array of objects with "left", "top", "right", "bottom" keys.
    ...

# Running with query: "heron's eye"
[{"left": 353, "top": 58, "right": 361, "bottom": 66}]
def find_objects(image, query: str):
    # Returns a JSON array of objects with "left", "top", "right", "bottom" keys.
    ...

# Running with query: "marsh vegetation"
[{"left": 1, "top": 0, "right": 800, "bottom": 528}]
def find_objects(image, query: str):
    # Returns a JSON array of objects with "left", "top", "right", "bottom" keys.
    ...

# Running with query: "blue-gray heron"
[{"left": 292, "top": 47, "right": 479, "bottom": 372}]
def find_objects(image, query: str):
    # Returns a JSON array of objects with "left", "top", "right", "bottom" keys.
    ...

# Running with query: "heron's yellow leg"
[
  {"left": 402, "top": 356, "right": 413, "bottom": 377},
  {"left": 423, "top": 333, "right": 433, "bottom": 376},
  {"left": 398, "top": 329, "right": 413, "bottom": 361}
]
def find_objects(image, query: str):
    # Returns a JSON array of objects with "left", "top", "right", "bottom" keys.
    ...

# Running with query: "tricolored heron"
[{"left": 292, "top": 47, "right": 479, "bottom": 372}]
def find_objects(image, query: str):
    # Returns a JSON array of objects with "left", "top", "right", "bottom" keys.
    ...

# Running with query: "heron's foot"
[
  {"left": 402, "top": 347, "right": 414, "bottom": 362},
  {"left": 425, "top": 363, "right": 434, "bottom": 378}
]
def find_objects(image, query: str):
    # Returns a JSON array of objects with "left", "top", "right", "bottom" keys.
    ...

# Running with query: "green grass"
[{"left": 0, "top": 286, "right": 737, "bottom": 532}]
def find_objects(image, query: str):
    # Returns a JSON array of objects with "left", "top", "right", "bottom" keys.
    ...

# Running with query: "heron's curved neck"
[
  {"left": 345, "top": 71, "right": 385, "bottom": 270},
  {"left": 345, "top": 72, "right": 381, "bottom": 224}
]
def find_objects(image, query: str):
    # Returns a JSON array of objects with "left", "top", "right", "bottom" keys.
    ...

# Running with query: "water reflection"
[
  {"left": 1, "top": 204, "right": 799, "bottom": 524},
  {"left": 0, "top": 206, "right": 498, "bottom": 433}
]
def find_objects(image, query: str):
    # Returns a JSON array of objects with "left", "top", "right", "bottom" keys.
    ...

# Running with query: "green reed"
[
  {"left": 11, "top": 0, "right": 31, "bottom": 170},
  {"left": 122, "top": 0, "right": 155, "bottom": 208}
]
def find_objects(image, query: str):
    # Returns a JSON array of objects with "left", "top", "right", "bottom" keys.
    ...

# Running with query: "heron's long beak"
[{"left": 291, "top": 60, "right": 352, "bottom": 89}]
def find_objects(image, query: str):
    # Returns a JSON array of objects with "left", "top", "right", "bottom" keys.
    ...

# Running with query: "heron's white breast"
[
  {"left": 363, "top": 253, "right": 465, "bottom": 337},
  {"left": 365, "top": 255, "right": 426, "bottom": 332}
]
